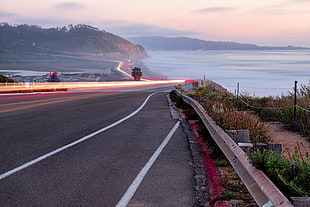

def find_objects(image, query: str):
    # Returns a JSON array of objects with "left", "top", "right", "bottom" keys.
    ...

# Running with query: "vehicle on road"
[
  {"left": 131, "top": 67, "right": 142, "bottom": 81},
  {"left": 47, "top": 72, "right": 60, "bottom": 82}
]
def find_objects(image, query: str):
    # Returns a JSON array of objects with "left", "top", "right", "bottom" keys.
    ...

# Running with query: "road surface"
[{"left": 0, "top": 90, "right": 194, "bottom": 206}]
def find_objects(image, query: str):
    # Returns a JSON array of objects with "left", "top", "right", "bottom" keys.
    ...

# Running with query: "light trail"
[
  {"left": 0, "top": 61, "right": 197, "bottom": 94},
  {"left": 0, "top": 80, "right": 188, "bottom": 93},
  {"left": 115, "top": 61, "right": 133, "bottom": 79},
  {"left": 0, "top": 92, "right": 115, "bottom": 113},
  {"left": 115, "top": 61, "right": 150, "bottom": 81}
]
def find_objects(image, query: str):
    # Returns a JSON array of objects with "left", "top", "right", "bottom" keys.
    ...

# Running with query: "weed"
[
  {"left": 219, "top": 191, "right": 236, "bottom": 200},
  {"left": 215, "top": 159, "right": 230, "bottom": 167}
]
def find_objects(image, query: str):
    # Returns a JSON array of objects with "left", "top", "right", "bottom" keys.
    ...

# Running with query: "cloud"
[
  {"left": 102, "top": 23, "right": 198, "bottom": 37},
  {"left": 0, "top": 11, "right": 16, "bottom": 17},
  {"left": 253, "top": 6, "right": 304, "bottom": 15},
  {"left": 252, "top": 2, "right": 310, "bottom": 15},
  {"left": 2, "top": 17, "right": 197, "bottom": 38},
  {"left": 54, "top": 1, "right": 84, "bottom": 10},
  {"left": 11, "top": 16, "right": 82, "bottom": 28},
  {"left": 193, "top": 7, "right": 237, "bottom": 13},
  {"left": 290, "top": 0, "right": 310, "bottom": 3},
  {"left": 99, "top": 20, "right": 132, "bottom": 28}
]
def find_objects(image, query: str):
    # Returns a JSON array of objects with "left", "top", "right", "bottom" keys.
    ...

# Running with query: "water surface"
[{"left": 142, "top": 50, "right": 310, "bottom": 96}]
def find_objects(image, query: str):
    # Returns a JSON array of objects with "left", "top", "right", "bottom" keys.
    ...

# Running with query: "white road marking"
[
  {"left": 115, "top": 121, "right": 180, "bottom": 207},
  {"left": 0, "top": 92, "right": 157, "bottom": 180}
]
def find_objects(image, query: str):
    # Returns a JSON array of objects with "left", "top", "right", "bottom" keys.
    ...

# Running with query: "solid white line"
[
  {"left": 115, "top": 121, "right": 180, "bottom": 207},
  {"left": 0, "top": 92, "right": 157, "bottom": 180}
]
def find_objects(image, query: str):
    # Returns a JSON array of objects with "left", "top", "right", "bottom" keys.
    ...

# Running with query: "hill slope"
[
  {"left": 0, "top": 23, "right": 147, "bottom": 59},
  {"left": 0, "top": 74, "right": 14, "bottom": 82}
]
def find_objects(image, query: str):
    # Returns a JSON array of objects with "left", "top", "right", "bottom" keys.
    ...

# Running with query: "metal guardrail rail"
[{"left": 175, "top": 90, "right": 293, "bottom": 207}]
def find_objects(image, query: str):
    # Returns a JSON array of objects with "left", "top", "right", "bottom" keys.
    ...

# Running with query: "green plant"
[
  {"left": 195, "top": 87, "right": 211, "bottom": 98},
  {"left": 248, "top": 149, "right": 291, "bottom": 173},
  {"left": 219, "top": 191, "right": 236, "bottom": 200},
  {"left": 248, "top": 149, "right": 310, "bottom": 197},
  {"left": 215, "top": 159, "right": 230, "bottom": 167}
]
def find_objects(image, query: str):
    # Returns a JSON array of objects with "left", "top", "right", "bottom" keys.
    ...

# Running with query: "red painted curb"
[{"left": 188, "top": 120, "right": 225, "bottom": 203}]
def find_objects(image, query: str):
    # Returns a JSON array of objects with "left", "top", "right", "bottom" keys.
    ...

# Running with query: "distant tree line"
[{"left": 0, "top": 74, "right": 15, "bottom": 83}]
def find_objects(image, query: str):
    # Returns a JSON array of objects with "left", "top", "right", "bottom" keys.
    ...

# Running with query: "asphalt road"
[{"left": 0, "top": 91, "right": 194, "bottom": 206}]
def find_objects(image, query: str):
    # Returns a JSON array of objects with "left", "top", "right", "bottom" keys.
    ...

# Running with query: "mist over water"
[{"left": 142, "top": 50, "right": 310, "bottom": 97}]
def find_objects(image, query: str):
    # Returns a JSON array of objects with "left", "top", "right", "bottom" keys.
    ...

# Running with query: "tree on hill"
[{"left": 0, "top": 23, "right": 148, "bottom": 58}]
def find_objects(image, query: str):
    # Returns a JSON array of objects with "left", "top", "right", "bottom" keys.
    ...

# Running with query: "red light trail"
[{"left": 0, "top": 61, "right": 197, "bottom": 94}]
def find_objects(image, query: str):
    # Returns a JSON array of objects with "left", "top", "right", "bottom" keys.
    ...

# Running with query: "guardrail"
[{"left": 175, "top": 89, "right": 293, "bottom": 207}]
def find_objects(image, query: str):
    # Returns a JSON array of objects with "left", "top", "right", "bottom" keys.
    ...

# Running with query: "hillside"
[
  {"left": 128, "top": 36, "right": 308, "bottom": 50},
  {"left": 0, "top": 74, "right": 14, "bottom": 83},
  {"left": 0, "top": 23, "right": 147, "bottom": 59}
]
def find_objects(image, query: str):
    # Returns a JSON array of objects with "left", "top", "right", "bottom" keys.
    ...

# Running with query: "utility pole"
[{"left": 293, "top": 80, "right": 298, "bottom": 129}]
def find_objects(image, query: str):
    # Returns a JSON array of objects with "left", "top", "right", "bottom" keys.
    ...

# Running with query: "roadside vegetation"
[
  {"left": 173, "top": 82, "right": 310, "bottom": 199},
  {"left": 235, "top": 84, "right": 310, "bottom": 136},
  {"left": 170, "top": 90, "right": 258, "bottom": 206},
  {"left": 191, "top": 86, "right": 271, "bottom": 143},
  {"left": 248, "top": 148, "right": 310, "bottom": 197},
  {"left": 192, "top": 84, "right": 310, "bottom": 137}
]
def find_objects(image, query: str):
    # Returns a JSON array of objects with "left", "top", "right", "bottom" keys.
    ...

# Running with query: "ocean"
[{"left": 141, "top": 50, "right": 310, "bottom": 97}]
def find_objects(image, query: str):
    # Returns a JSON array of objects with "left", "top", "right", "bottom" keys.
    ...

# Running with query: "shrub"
[
  {"left": 237, "top": 84, "right": 310, "bottom": 136},
  {"left": 248, "top": 149, "right": 310, "bottom": 197},
  {"left": 202, "top": 100, "right": 270, "bottom": 143},
  {"left": 195, "top": 87, "right": 211, "bottom": 97}
]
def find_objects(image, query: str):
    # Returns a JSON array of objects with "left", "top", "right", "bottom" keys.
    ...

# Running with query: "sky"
[{"left": 1, "top": 0, "right": 310, "bottom": 47}]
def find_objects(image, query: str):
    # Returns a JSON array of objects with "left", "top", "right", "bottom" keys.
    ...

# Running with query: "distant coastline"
[{"left": 128, "top": 36, "right": 309, "bottom": 51}]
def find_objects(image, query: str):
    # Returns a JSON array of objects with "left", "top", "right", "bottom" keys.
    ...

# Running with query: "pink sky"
[{"left": 1, "top": 0, "right": 310, "bottom": 47}]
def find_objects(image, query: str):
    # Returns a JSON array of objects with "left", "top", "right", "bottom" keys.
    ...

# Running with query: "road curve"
[{"left": 0, "top": 91, "right": 194, "bottom": 206}]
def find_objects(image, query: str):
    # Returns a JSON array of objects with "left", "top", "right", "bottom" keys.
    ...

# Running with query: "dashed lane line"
[{"left": 115, "top": 120, "right": 180, "bottom": 207}]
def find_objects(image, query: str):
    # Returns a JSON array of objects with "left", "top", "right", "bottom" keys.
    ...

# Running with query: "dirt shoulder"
[{"left": 266, "top": 122, "right": 310, "bottom": 158}]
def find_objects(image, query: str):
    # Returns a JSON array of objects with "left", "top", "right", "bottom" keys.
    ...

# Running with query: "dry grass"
[{"left": 203, "top": 99, "right": 271, "bottom": 143}]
